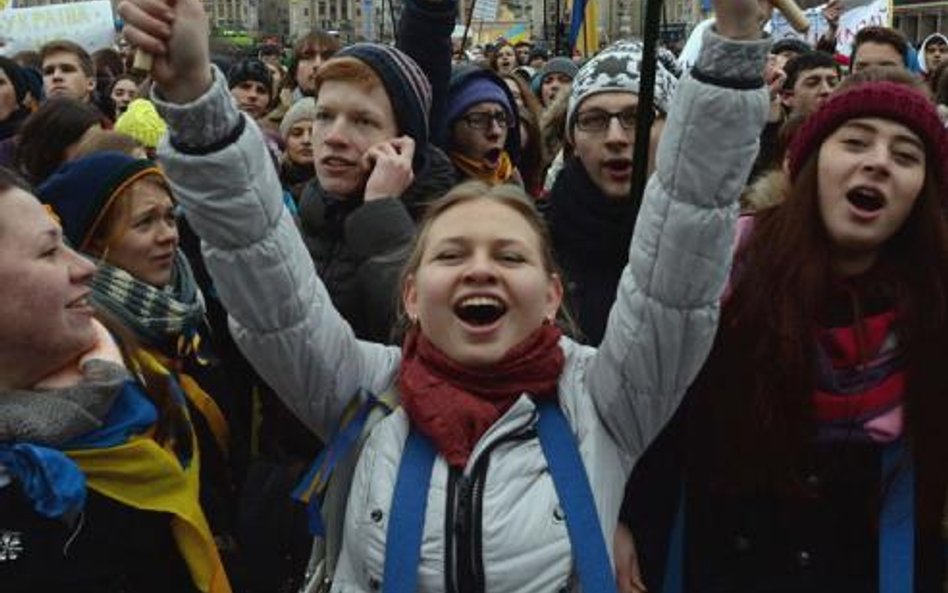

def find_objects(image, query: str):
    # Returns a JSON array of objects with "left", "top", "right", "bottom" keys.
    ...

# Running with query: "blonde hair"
[{"left": 87, "top": 173, "right": 173, "bottom": 256}]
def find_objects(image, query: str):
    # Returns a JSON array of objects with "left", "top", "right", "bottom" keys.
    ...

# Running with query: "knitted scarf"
[
  {"left": 399, "top": 324, "right": 564, "bottom": 468},
  {"left": 814, "top": 308, "right": 904, "bottom": 443},
  {"left": 548, "top": 157, "right": 638, "bottom": 271},
  {"left": 89, "top": 252, "right": 230, "bottom": 456},
  {"left": 450, "top": 149, "right": 515, "bottom": 185},
  {"left": 90, "top": 249, "right": 205, "bottom": 353}
]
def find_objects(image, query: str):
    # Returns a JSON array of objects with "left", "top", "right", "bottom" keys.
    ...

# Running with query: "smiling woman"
[
  {"left": 36, "top": 152, "right": 242, "bottom": 590},
  {"left": 0, "top": 166, "right": 230, "bottom": 592}
]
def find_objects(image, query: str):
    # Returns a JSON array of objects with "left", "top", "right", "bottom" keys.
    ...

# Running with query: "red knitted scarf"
[{"left": 399, "top": 324, "right": 565, "bottom": 468}]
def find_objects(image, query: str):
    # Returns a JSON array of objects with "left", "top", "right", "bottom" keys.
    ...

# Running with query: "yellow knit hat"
[{"left": 114, "top": 99, "right": 168, "bottom": 150}]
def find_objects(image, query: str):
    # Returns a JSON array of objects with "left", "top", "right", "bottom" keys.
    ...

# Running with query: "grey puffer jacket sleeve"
[
  {"left": 581, "top": 28, "right": 771, "bottom": 464},
  {"left": 153, "top": 67, "right": 401, "bottom": 441}
]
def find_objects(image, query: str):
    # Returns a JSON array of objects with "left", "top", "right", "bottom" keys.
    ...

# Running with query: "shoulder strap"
[
  {"left": 380, "top": 402, "right": 618, "bottom": 593},
  {"left": 880, "top": 439, "right": 914, "bottom": 593},
  {"left": 382, "top": 429, "right": 437, "bottom": 593},
  {"left": 536, "top": 401, "right": 619, "bottom": 593}
]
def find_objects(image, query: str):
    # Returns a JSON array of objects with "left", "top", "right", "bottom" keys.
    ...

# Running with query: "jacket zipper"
[{"left": 448, "top": 414, "right": 538, "bottom": 593}]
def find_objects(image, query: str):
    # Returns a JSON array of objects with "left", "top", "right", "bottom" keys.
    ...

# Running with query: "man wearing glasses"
[
  {"left": 440, "top": 66, "right": 522, "bottom": 186},
  {"left": 546, "top": 40, "right": 679, "bottom": 345}
]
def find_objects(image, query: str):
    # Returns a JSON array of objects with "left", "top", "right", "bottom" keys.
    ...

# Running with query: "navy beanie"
[
  {"left": 227, "top": 58, "right": 273, "bottom": 98},
  {"left": 335, "top": 43, "right": 432, "bottom": 168},
  {"left": 445, "top": 76, "right": 514, "bottom": 127},
  {"left": 38, "top": 151, "right": 164, "bottom": 250}
]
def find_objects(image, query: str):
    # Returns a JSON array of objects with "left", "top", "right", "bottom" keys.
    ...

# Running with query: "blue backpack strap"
[
  {"left": 382, "top": 428, "right": 437, "bottom": 593},
  {"left": 536, "top": 401, "right": 619, "bottom": 593},
  {"left": 662, "top": 484, "right": 686, "bottom": 593},
  {"left": 292, "top": 390, "right": 394, "bottom": 536},
  {"left": 880, "top": 438, "right": 914, "bottom": 593}
]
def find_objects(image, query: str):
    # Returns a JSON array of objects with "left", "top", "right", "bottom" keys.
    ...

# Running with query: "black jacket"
[
  {"left": 297, "top": 145, "right": 455, "bottom": 343},
  {"left": 0, "top": 482, "right": 198, "bottom": 593}
]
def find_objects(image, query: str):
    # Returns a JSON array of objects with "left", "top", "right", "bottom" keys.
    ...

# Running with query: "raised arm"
[
  {"left": 588, "top": 0, "right": 772, "bottom": 459},
  {"left": 119, "top": 0, "right": 401, "bottom": 441},
  {"left": 396, "top": 0, "right": 457, "bottom": 143}
]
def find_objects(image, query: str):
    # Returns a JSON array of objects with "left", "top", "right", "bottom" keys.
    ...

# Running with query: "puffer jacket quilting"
[{"left": 154, "top": 29, "right": 771, "bottom": 593}]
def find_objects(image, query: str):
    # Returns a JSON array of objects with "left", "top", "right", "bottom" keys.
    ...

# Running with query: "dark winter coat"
[{"left": 297, "top": 145, "right": 456, "bottom": 343}]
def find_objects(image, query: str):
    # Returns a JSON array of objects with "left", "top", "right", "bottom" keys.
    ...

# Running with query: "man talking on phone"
[{"left": 296, "top": 44, "right": 457, "bottom": 342}]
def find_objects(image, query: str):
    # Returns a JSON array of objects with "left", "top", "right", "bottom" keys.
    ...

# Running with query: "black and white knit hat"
[
  {"left": 335, "top": 43, "right": 432, "bottom": 168},
  {"left": 567, "top": 40, "right": 679, "bottom": 138}
]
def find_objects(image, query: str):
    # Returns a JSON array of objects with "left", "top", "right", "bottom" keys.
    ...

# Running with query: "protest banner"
[
  {"left": 836, "top": 0, "right": 891, "bottom": 59},
  {"left": 769, "top": 4, "right": 830, "bottom": 47},
  {"left": 0, "top": 0, "right": 115, "bottom": 56}
]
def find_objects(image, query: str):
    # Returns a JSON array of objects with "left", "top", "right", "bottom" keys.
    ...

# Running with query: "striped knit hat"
[{"left": 334, "top": 43, "right": 432, "bottom": 169}]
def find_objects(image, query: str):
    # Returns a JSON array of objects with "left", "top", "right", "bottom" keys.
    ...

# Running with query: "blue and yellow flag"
[{"left": 569, "top": 0, "right": 599, "bottom": 57}]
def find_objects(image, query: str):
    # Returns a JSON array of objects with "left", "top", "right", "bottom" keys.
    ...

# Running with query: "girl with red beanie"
[{"left": 624, "top": 73, "right": 948, "bottom": 592}]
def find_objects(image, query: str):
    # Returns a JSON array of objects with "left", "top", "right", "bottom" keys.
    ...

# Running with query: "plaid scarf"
[
  {"left": 813, "top": 309, "right": 904, "bottom": 443},
  {"left": 90, "top": 250, "right": 205, "bottom": 351}
]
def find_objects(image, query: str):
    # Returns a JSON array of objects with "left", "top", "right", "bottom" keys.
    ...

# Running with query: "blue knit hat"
[
  {"left": 445, "top": 76, "right": 514, "bottom": 126},
  {"left": 37, "top": 151, "right": 165, "bottom": 250},
  {"left": 334, "top": 43, "right": 432, "bottom": 170}
]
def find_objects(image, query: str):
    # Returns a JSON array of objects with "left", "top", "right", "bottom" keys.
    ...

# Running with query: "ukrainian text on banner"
[
  {"left": 836, "top": 0, "right": 892, "bottom": 59},
  {"left": 0, "top": 0, "right": 115, "bottom": 55}
]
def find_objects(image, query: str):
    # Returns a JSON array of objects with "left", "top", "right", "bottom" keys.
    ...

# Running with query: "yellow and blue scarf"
[{"left": 0, "top": 369, "right": 230, "bottom": 593}]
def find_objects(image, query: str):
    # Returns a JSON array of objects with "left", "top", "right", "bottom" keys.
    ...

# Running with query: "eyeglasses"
[
  {"left": 574, "top": 108, "right": 644, "bottom": 133},
  {"left": 460, "top": 111, "right": 514, "bottom": 130}
]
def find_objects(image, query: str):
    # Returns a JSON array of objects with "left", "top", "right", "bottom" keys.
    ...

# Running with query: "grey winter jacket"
[{"left": 154, "top": 29, "right": 771, "bottom": 593}]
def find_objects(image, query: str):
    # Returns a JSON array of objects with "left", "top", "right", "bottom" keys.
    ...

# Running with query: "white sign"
[
  {"left": 768, "top": 5, "right": 830, "bottom": 47},
  {"left": 0, "top": 0, "right": 115, "bottom": 56},
  {"left": 836, "top": 0, "right": 890, "bottom": 59},
  {"left": 472, "top": 0, "right": 499, "bottom": 22}
]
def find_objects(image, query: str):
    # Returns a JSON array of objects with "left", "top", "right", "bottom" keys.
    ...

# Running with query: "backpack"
[
  {"left": 293, "top": 393, "right": 617, "bottom": 593},
  {"left": 293, "top": 390, "right": 397, "bottom": 593}
]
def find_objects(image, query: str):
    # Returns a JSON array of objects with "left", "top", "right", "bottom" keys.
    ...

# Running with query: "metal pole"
[
  {"left": 388, "top": 0, "right": 398, "bottom": 43},
  {"left": 629, "top": 0, "right": 662, "bottom": 208},
  {"left": 461, "top": 0, "right": 478, "bottom": 58}
]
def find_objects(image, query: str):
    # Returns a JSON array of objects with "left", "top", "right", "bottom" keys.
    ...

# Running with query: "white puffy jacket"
[{"left": 155, "top": 29, "right": 771, "bottom": 593}]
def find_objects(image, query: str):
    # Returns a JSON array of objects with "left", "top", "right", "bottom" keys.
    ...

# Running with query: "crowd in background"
[{"left": 0, "top": 0, "right": 947, "bottom": 591}]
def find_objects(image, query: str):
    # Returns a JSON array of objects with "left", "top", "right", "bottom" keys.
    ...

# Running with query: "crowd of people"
[{"left": 0, "top": 0, "right": 946, "bottom": 591}]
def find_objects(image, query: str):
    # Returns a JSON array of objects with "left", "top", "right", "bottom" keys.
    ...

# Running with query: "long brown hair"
[{"left": 693, "top": 133, "right": 948, "bottom": 532}]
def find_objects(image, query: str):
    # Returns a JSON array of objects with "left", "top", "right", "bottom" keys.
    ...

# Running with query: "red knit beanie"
[{"left": 786, "top": 81, "right": 948, "bottom": 190}]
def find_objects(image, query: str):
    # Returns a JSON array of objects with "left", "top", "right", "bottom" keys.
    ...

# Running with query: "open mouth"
[
  {"left": 67, "top": 293, "right": 92, "bottom": 310},
  {"left": 846, "top": 187, "right": 885, "bottom": 213},
  {"left": 454, "top": 296, "right": 507, "bottom": 326},
  {"left": 603, "top": 159, "right": 633, "bottom": 177},
  {"left": 484, "top": 148, "right": 502, "bottom": 165}
]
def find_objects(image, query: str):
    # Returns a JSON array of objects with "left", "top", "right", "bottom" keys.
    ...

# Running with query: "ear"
[
  {"left": 546, "top": 273, "right": 564, "bottom": 321},
  {"left": 86, "top": 76, "right": 95, "bottom": 95},
  {"left": 780, "top": 90, "right": 793, "bottom": 110},
  {"left": 403, "top": 273, "right": 419, "bottom": 322}
]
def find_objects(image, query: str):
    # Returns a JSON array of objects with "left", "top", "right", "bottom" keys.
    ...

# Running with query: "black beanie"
[{"left": 227, "top": 58, "right": 273, "bottom": 99}]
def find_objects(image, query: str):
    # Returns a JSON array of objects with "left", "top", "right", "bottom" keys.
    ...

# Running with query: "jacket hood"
[{"left": 919, "top": 33, "right": 948, "bottom": 73}]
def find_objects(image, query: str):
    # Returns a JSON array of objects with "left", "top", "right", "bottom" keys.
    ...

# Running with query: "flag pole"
[
  {"left": 461, "top": 0, "right": 478, "bottom": 58},
  {"left": 629, "top": 0, "right": 663, "bottom": 209}
]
